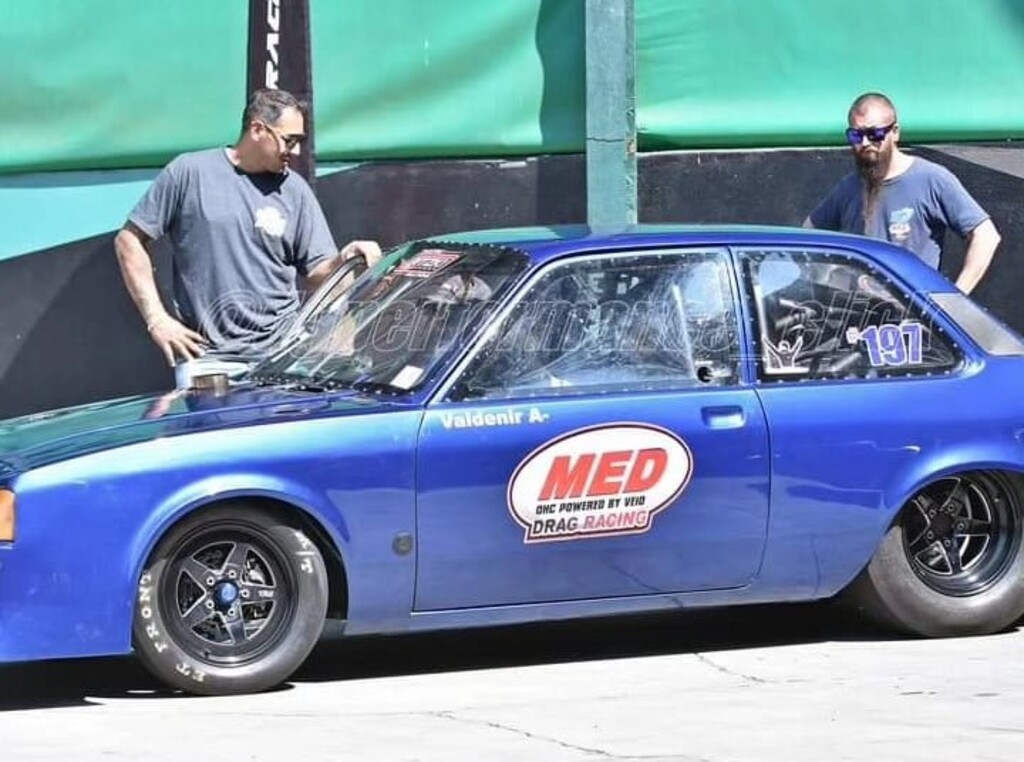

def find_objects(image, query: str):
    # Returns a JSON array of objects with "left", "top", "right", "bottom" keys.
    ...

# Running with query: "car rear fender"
[
  {"left": 880, "top": 444, "right": 1024, "bottom": 533},
  {"left": 805, "top": 446, "right": 1024, "bottom": 602}
]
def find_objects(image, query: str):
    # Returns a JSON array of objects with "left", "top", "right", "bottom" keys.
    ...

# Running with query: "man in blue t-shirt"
[
  {"left": 114, "top": 88, "right": 381, "bottom": 367},
  {"left": 805, "top": 92, "right": 1000, "bottom": 294}
]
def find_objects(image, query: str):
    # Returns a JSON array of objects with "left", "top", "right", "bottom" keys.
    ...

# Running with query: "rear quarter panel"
[{"left": 755, "top": 359, "right": 1024, "bottom": 599}]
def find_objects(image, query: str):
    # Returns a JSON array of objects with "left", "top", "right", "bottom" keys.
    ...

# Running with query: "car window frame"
[
  {"left": 734, "top": 245, "right": 967, "bottom": 385},
  {"left": 431, "top": 246, "right": 748, "bottom": 405}
]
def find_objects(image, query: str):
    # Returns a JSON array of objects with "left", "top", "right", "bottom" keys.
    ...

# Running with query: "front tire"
[
  {"left": 133, "top": 505, "right": 328, "bottom": 695},
  {"left": 847, "top": 471, "right": 1024, "bottom": 637}
]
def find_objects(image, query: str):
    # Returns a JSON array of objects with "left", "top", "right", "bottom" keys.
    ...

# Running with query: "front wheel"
[
  {"left": 846, "top": 471, "right": 1024, "bottom": 637},
  {"left": 133, "top": 505, "right": 328, "bottom": 695}
]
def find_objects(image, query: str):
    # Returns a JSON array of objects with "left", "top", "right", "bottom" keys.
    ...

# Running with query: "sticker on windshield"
[
  {"left": 507, "top": 423, "right": 693, "bottom": 544},
  {"left": 394, "top": 249, "right": 462, "bottom": 278},
  {"left": 391, "top": 365, "right": 424, "bottom": 389}
]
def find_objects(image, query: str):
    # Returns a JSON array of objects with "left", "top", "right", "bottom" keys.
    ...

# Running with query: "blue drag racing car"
[{"left": 2, "top": 225, "right": 1024, "bottom": 695}]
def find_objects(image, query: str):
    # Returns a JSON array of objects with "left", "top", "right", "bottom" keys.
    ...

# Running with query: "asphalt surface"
[{"left": 0, "top": 602, "right": 1021, "bottom": 761}]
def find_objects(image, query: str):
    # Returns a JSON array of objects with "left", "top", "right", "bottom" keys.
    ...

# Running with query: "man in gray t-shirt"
[
  {"left": 115, "top": 88, "right": 381, "bottom": 365},
  {"left": 805, "top": 92, "right": 1000, "bottom": 294}
]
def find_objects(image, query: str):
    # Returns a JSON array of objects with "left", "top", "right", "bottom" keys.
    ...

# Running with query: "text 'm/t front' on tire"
[
  {"left": 847, "top": 471, "right": 1024, "bottom": 638},
  {"left": 133, "top": 504, "right": 329, "bottom": 695}
]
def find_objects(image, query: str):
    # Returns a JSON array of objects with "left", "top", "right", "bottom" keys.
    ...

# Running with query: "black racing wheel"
[
  {"left": 846, "top": 471, "right": 1024, "bottom": 637},
  {"left": 133, "top": 505, "right": 328, "bottom": 695}
]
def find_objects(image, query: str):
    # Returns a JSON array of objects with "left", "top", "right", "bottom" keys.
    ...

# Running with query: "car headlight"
[{"left": 0, "top": 489, "right": 14, "bottom": 542}]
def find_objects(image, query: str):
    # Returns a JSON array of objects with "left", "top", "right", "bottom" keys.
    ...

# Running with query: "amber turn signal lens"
[{"left": 0, "top": 489, "right": 14, "bottom": 542}]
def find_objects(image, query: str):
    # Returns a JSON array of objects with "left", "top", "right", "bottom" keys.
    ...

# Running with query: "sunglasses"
[
  {"left": 261, "top": 122, "right": 305, "bottom": 151},
  {"left": 845, "top": 122, "right": 896, "bottom": 146}
]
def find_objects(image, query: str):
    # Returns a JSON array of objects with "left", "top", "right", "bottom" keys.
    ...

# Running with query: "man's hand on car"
[{"left": 147, "top": 314, "right": 209, "bottom": 366}]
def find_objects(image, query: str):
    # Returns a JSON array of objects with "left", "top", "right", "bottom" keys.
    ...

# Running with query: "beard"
[
  {"left": 854, "top": 142, "right": 893, "bottom": 229},
  {"left": 854, "top": 142, "right": 893, "bottom": 185}
]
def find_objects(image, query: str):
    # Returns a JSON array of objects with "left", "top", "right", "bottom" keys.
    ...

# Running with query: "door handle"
[{"left": 701, "top": 405, "right": 746, "bottom": 429}]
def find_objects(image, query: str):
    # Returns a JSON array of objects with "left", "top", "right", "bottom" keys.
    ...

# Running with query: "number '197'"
[{"left": 860, "top": 323, "right": 923, "bottom": 367}]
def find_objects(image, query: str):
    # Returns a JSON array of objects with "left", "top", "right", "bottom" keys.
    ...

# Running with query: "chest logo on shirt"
[
  {"left": 254, "top": 206, "right": 287, "bottom": 237},
  {"left": 887, "top": 207, "right": 914, "bottom": 243}
]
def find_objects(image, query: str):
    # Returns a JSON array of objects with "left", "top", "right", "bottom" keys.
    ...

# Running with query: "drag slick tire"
[
  {"left": 847, "top": 471, "right": 1024, "bottom": 637},
  {"left": 133, "top": 505, "right": 328, "bottom": 695}
]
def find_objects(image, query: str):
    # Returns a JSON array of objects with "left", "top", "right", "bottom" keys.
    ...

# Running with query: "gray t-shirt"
[
  {"left": 129, "top": 148, "right": 337, "bottom": 358},
  {"left": 809, "top": 156, "right": 989, "bottom": 269}
]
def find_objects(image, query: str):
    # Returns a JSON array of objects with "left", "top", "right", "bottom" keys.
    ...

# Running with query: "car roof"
[{"left": 425, "top": 224, "right": 958, "bottom": 293}]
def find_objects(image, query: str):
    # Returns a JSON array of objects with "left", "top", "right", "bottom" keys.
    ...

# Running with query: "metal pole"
[{"left": 585, "top": 0, "right": 637, "bottom": 228}]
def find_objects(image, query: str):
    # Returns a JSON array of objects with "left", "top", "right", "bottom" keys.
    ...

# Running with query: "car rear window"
[{"left": 932, "top": 293, "right": 1024, "bottom": 356}]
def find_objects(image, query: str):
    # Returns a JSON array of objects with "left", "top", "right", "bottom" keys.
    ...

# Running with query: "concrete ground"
[{"left": 0, "top": 602, "right": 1021, "bottom": 761}]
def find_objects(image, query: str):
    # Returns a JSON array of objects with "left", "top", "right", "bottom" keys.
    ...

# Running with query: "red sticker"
[{"left": 394, "top": 249, "right": 462, "bottom": 278}]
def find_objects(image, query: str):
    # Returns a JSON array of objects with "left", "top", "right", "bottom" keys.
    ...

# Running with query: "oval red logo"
[{"left": 507, "top": 423, "right": 693, "bottom": 543}]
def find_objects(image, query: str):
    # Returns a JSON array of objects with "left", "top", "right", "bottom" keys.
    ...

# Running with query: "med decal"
[{"left": 507, "top": 423, "right": 693, "bottom": 543}]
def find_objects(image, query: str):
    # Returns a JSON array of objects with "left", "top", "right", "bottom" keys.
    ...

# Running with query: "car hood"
[{"left": 0, "top": 385, "right": 395, "bottom": 476}]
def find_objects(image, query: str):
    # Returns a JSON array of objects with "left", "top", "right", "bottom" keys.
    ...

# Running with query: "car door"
[{"left": 413, "top": 248, "right": 771, "bottom": 610}]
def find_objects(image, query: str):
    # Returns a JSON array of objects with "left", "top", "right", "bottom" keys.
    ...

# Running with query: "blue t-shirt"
[
  {"left": 809, "top": 156, "right": 989, "bottom": 269},
  {"left": 129, "top": 148, "right": 337, "bottom": 359}
]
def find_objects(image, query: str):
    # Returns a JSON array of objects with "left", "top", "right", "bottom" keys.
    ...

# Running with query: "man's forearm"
[
  {"left": 114, "top": 227, "right": 171, "bottom": 326},
  {"left": 114, "top": 225, "right": 208, "bottom": 365},
  {"left": 303, "top": 252, "right": 345, "bottom": 293},
  {"left": 955, "top": 220, "right": 1001, "bottom": 294},
  {"left": 303, "top": 240, "right": 384, "bottom": 293}
]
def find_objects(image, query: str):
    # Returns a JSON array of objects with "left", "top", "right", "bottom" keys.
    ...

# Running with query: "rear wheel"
[
  {"left": 847, "top": 471, "right": 1024, "bottom": 637},
  {"left": 133, "top": 505, "right": 328, "bottom": 695}
]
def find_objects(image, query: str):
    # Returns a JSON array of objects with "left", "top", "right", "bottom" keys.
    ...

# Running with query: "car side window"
[
  {"left": 447, "top": 250, "right": 740, "bottom": 400},
  {"left": 740, "top": 249, "right": 962, "bottom": 382}
]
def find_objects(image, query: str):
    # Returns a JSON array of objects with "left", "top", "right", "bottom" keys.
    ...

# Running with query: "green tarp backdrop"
[{"left": 1, "top": 0, "right": 1022, "bottom": 174}]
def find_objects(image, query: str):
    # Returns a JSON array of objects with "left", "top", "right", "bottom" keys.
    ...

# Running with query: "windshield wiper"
[
  {"left": 246, "top": 372, "right": 285, "bottom": 388},
  {"left": 244, "top": 373, "right": 331, "bottom": 393},
  {"left": 349, "top": 378, "right": 405, "bottom": 395}
]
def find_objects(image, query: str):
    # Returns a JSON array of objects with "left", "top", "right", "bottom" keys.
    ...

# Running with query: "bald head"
[{"left": 848, "top": 92, "right": 897, "bottom": 125}]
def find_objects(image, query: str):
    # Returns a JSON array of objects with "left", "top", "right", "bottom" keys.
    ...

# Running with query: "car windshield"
[{"left": 250, "top": 243, "right": 529, "bottom": 391}]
